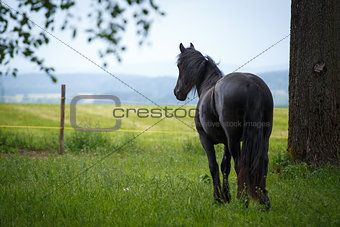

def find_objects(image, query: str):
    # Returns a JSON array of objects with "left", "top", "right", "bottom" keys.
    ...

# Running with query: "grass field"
[{"left": 0, "top": 103, "right": 339, "bottom": 226}]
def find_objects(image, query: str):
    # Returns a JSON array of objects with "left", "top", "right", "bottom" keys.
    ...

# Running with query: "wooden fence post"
[{"left": 59, "top": 84, "right": 66, "bottom": 155}]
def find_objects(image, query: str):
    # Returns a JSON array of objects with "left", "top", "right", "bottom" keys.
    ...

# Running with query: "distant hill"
[{"left": 0, "top": 71, "right": 288, "bottom": 106}]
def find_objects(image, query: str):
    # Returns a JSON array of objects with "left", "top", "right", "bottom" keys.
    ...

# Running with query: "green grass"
[{"left": 0, "top": 103, "right": 339, "bottom": 226}]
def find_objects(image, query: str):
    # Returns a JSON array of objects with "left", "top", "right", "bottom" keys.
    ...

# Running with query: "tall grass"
[
  {"left": 0, "top": 128, "right": 58, "bottom": 152},
  {"left": 0, "top": 104, "right": 339, "bottom": 226}
]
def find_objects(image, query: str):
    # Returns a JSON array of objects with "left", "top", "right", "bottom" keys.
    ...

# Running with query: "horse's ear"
[
  {"left": 190, "top": 43, "right": 195, "bottom": 49},
  {"left": 179, "top": 43, "right": 185, "bottom": 53}
]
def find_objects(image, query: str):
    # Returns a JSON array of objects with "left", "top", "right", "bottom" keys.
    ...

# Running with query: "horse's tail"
[{"left": 238, "top": 88, "right": 268, "bottom": 200}]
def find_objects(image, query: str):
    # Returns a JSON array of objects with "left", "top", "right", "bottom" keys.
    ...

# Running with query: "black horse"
[{"left": 174, "top": 43, "right": 273, "bottom": 209}]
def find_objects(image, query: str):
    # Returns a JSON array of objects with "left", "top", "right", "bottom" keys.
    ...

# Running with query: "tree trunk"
[{"left": 288, "top": 0, "right": 340, "bottom": 165}]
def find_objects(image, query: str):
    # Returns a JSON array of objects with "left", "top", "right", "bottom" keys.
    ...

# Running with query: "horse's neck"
[{"left": 197, "top": 65, "right": 222, "bottom": 97}]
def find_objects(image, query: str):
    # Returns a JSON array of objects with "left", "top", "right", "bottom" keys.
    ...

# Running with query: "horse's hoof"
[
  {"left": 259, "top": 196, "right": 271, "bottom": 211},
  {"left": 214, "top": 197, "right": 224, "bottom": 204},
  {"left": 223, "top": 193, "right": 231, "bottom": 203},
  {"left": 222, "top": 189, "right": 231, "bottom": 203},
  {"left": 262, "top": 200, "right": 271, "bottom": 211}
]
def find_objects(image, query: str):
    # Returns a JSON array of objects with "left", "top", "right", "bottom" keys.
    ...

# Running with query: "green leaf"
[
  {"left": 23, "top": 48, "right": 33, "bottom": 57},
  {"left": 72, "top": 28, "right": 77, "bottom": 38},
  {"left": 50, "top": 75, "right": 57, "bottom": 83}
]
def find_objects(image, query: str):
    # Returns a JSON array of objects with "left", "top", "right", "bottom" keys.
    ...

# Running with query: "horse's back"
[
  {"left": 215, "top": 72, "right": 273, "bottom": 110},
  {"left": 214, "top": 72, "right": 273, "bottom": 139},
  {"left": 216, "top": 72, "right": 270, "bottom": 98}
]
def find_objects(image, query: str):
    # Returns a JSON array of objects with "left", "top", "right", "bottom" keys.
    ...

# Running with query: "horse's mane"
[{"left": 177, "top": 48, "right": 223, "bottom": 94}]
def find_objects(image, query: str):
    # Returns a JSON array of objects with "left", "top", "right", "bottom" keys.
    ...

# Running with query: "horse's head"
[{"left": 174, "top": 43, "right": 204, "bottom": 101}]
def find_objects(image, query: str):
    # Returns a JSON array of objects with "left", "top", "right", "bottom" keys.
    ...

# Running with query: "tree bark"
[{"left": 288, "top": 0, "right": 340, "bottom": 165}]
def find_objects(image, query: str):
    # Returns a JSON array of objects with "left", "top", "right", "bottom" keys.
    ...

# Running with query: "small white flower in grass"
[{"left": 123, "top": 187, "right": 130, "bottom": 192}]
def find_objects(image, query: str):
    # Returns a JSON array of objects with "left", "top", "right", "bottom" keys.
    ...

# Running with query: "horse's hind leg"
[
  {"left": 258, "top": 137, "right": 270, "bottom": 210},
  {"left": 258, "top": 160, "right": 270, "bottom": 210},
  {"left": 228, "top": 138, "right": 249, "bottom": 207},
  {"left": 221, "top": 145, "right": 231, "bottom": 203},
  {"left": 199, "top": 134, "right": 222, "bottom": 202}
]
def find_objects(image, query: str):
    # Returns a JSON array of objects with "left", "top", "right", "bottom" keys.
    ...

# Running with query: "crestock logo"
[
  {"left": 70, "top": 95, "right": 271, "bottom": 132},
  {"left": 70, "top": 95, "right": 121, "bottom": 132},
  {"left": 112, "top": 106, "right": 197, "bottom": 119}
]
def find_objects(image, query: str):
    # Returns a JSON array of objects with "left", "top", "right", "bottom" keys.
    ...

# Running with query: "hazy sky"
[{"left": 10, "top": 0, "right": 291, "bottom": 77}]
